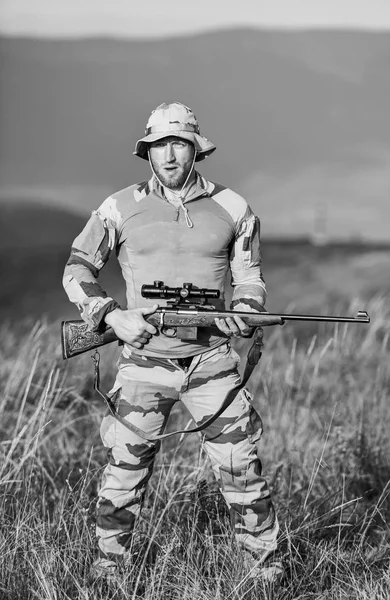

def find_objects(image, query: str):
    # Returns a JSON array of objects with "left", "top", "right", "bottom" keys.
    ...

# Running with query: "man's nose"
[{"left": 164, "top": 143, "right": 175, "bottom": 162}]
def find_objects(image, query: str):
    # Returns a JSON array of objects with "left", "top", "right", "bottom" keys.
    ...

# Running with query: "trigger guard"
[{"left": 161, "top": 326, "right": 177, "bottom": 338}]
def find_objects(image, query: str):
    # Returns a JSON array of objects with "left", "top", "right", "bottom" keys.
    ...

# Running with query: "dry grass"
[{"left": 0, "top": 297, "right": 389, "bottom": 599}]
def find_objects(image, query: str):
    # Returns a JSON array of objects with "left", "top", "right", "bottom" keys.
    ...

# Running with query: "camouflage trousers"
[{"left": 97, "top": 342, "right": 279, "bottom": 559}]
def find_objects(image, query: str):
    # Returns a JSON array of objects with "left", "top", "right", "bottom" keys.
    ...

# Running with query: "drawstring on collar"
[
  {"left": 148, "top": 150, "right": 196, "bottom": 228},
  {"left": 178, "top": 197, "right": 194, "bottom": 228}
]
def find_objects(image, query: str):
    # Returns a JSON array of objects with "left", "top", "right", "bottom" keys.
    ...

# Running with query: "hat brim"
[{"left": 134, "top": 131, "right": 216, "bottom": 162}]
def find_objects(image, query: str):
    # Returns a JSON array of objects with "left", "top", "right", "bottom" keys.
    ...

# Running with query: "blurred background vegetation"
[{"left": 0, "top": 4, "right": 389, "bottom": 597}]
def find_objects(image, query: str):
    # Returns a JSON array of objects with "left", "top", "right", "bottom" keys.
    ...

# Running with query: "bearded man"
[{"left": 63, "top": 102, "right": 282, "bottom": 583}]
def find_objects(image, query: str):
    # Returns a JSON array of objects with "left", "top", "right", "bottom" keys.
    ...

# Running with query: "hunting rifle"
[{"left": 61, "top": 281, "right": 370, "bottom": 360}]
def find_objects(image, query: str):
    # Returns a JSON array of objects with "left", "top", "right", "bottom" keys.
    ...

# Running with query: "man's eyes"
[{"left": 154, "top": 141, "right": 186, "bottom": 148}]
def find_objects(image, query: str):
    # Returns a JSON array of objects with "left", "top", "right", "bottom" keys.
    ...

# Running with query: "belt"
[{"left": 172, "top": 356, "right": 194, "bottom": 371}]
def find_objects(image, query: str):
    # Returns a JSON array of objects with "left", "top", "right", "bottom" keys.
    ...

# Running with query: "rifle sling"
[{"left": 92, "top": 331, "right": 263, "bottom": 442}]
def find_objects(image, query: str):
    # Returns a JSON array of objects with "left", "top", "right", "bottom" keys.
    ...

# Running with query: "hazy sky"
[{"left": 1, "top": 0, "right": 390, "bottom": 37}]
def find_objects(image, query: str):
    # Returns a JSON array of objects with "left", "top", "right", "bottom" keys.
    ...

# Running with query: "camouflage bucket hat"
[{"left": 134, "top": 102, "right": 216, "bottom": 162}]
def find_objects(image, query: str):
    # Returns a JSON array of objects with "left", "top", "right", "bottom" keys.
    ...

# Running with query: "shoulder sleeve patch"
[{"left": 96, "top": 195, "right": 122, "bottom": 228}]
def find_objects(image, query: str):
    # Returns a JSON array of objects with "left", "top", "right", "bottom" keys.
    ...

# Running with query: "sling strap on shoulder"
[{"left": 92, "top": 329, "right": 264, "bottom": 442}]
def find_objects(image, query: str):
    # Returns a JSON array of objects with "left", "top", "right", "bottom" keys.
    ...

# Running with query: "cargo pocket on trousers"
[{"left": 241, "top": 388, "right": 263, "bottom": 444}]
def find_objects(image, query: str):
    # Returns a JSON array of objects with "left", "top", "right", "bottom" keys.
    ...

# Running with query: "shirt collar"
[{"left": 148, "top": 172, "right": 213, "bottom": 202}]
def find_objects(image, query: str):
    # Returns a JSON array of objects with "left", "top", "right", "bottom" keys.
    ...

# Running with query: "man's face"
[{"left": 148, "top": 136, "right": 196, "bottom": 190}]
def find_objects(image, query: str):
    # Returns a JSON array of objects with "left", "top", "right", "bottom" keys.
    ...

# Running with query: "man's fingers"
[
  {"left": 229, "top": 316, "right": 253, "bottom": 336},
  {"left": 136, "top": 331, "right": 152, "bottom": 340},
  {"left": 130, "top": 341, "right": 143, "bottom": 349},
  {"left": 139, "top": 304, "right": 159, "bottom": 335},
  {"left": 139, "top": 304, "right": 159, "bottom": 316},
  {"left": 215, "top": 316, "right": 255, "bottom": 338},
  {"left": 225, "top": 316, "right": 240, "bottom": 334},
  {"left": 214, "top": 318, "right": 230, "bottom": 335},
  {"left": 129, "top": 332, "right": 153, "bottom": 348},
  {"left": 215, "top": 317, "right": 239, "bottom": 336},
  {"left": 233, "top": 315, "right": 253, "bottom": 336},
  {"left": 234, "top": 315, "right": 248, "bottom": 330}
]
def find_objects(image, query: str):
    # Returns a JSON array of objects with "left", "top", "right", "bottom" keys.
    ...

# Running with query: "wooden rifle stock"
[{"left": 61, "top": 320, "right": 119, "bottom": 359}]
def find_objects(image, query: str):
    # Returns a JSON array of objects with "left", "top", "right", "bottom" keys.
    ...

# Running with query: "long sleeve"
[
  {"left": 62, "top": 196, "right": 121, "bottom": 331},
  {"left": 229, "top": 211, "right": 267, "bottom": 313}
]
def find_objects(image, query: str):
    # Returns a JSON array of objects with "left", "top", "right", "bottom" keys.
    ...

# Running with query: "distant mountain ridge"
[{"left": 1, "top": 29, "right": 390, "bottom": 240}]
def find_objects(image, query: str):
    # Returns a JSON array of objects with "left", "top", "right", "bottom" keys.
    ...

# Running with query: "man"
[{"left": 63, "top": 102, "right": 281, "bottom": 582}]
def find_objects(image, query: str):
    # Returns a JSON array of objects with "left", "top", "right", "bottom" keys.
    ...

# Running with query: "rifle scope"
[{"left": 141, "top": 281, "right": 220, "bottom": 301}]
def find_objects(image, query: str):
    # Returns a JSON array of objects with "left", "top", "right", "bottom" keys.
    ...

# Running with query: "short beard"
[{"left": 151, "top": 163, "right": 192, "bottom": 190}]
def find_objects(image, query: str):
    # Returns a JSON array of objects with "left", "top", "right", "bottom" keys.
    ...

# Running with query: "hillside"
[{"left": 0, "top": 29, "right": 390, "bottom": 240}]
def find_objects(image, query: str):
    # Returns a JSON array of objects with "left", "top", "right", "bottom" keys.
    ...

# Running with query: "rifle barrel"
[{"left": 272, "top": 312, "right": 370, "bottom": 323}]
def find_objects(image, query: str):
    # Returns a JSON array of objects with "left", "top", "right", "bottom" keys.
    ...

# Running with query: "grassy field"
[{"left": 0, "top": 291, "right": 389, "bottom": 599}]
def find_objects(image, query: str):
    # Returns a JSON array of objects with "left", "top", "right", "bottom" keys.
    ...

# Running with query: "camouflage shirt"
[{"left": 63, "top": 173, "right": 267, "bottom": 358}]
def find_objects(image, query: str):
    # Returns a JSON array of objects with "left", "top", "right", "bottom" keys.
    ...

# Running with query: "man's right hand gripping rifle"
[{"left": 104, "top": 305, "right": 160, "bottom": 351}]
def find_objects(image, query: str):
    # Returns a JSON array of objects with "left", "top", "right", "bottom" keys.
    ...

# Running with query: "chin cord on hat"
[{"left": 148, "top": 150, "right": 195, "bottom": 228}]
